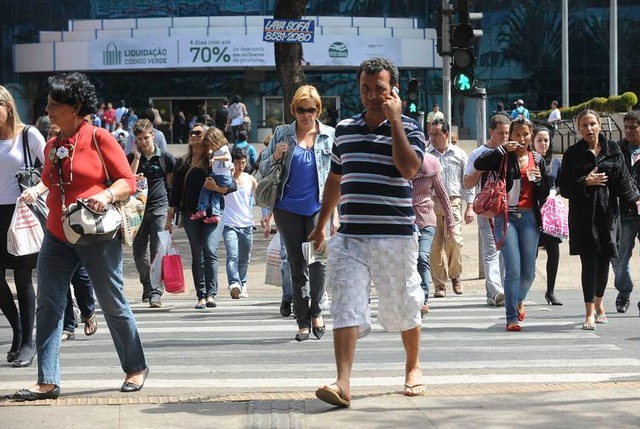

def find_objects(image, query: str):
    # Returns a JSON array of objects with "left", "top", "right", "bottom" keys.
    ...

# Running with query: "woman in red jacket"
[{"left": 11, "top": 72, "right": 148, "bottom": 402}]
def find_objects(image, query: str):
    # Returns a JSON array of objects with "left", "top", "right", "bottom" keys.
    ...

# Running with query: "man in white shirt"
[
  {"left": 547, "top": 100, "right": 561, "bottom": 141},
  {"left": 463, "top": 114, "right": 511, "bottom": 306},
  {"left": 427, "top": 118, "right": 475, "bottom": 297},
  {"left": 425, "top": 103, "right": 444, "bottom": 135}
]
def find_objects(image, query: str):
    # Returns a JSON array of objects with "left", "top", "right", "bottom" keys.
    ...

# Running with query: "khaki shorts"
[{"left": 327, "top": 234, "right": 424, "bottom": 338}]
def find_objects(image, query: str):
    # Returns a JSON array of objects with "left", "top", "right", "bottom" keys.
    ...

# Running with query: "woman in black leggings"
[
  {"left": 0, "top": 85, "right": 46, "bottom": 367},
  {"left": 532, "top": 127, "right": 563, "bottom": 305},
  {"left": 558, "top": 110, "right": 640, "bottom": 330}
]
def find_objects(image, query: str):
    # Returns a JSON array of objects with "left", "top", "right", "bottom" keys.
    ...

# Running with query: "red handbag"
[
  {"left": 473, "top": 153, "right": 509, "bottom": 249},
  {"left": 162, "top": 241, "right": 185, "bottom": 294}
]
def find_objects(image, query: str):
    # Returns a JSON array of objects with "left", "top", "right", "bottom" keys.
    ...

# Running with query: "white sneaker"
[
  {"left": 229, "top": 283, "right": 241, "bottom": 299},
  {"left": 239, "top": 283, "right": 248, "bottom": 298},
  {"left": 487, "top": 292, "right": 505, "bottom": 307}
]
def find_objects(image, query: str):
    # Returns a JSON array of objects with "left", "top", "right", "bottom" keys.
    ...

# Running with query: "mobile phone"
[{"left": 392, "top": 86, "right": 400, "bottom": 95}]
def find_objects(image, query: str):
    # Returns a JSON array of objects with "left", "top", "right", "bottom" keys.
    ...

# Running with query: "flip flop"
[
  {"left": 83, "top": 313, "right": 98, "bottom": 336},
  {"left": 404, "top": 383, "right": 427, "bottom": 397},
  {"left": 315, "top": 384, "right": 351, "bottom": 408},
  {"left": 582, "top": 321, "right": 596, "bottom": 331}
]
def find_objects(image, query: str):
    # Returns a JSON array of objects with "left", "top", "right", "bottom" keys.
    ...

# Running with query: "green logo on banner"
[{"left": 103, "top": 42, "right": 122, "bottom": 66}]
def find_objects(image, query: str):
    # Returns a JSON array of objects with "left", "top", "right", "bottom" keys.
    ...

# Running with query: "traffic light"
[
  {"left": 405, "top": 78, "right": 420, "bottom": 119},
  {"left": 451, "top": 1, "right": 483, "bottom": 97}
]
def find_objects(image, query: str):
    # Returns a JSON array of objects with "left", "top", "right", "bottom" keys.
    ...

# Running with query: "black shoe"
[
  {"left": 637, "top": 301, "right": 640, "bottom": 317},
  {"left": 149, "top": 295, "right": 162, "bottom": 308},
  {"left": 312, "top": 325, "right": 326, "bottom": 340},
  {"left": 12, "top": 350, "right": 36, "bottom": 368},
  {"left": 6, "top": 350, "right": 19, "bottom": 363},
  {"left": 142, "top": 293, "right": 150, "bottom": 303},
  {"left": 616, "top": 293, "right": 631, "bottom": 313},
  {"left": 295, "top": 330, "right": 310, "bottom": 342},
  {"left": 280, "top": 300, "right": 292, "bottom": 317},
  {"left": 12, "top": 386, "right": 60, "bottom": 401},
  {"left": 120, "top": 367, "right": 149, "bottom": 393},
  {"left": 544, "top": 292, "right": 563, "bottom": 306}
]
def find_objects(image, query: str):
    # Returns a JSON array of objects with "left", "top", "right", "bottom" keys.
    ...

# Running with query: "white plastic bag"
[
  {"left": 150, "top": 230, "right": 172, "bottom": 289},
  {"left": 7, "top": 198, "right": 44, "bottom": 256},
  {"left": 265, "top": 232, "right": 282, "bottom": 286}
]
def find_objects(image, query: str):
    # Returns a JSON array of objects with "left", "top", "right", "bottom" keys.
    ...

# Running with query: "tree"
[{"left": 274, "top": 0, "right": 308, "bottom": 124}]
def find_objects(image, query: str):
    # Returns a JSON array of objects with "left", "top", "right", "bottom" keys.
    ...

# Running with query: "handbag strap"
[
  {"left": 489, "top": 153, "right": 509, "bottom": 250},
  {"left": 92, "top": 127, "right": 113, "bottom": 186},
  {"left": 21, "top": 125, "right": 34, "bottom": 170}
]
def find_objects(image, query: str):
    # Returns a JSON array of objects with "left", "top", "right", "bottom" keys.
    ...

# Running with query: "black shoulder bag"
[{"left": 15, "top": 125, "right": 49, "bottom": 227}]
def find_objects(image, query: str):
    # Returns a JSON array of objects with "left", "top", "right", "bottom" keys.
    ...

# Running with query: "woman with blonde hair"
[
  {"left": 259, "top": 85, "right": 337, "bottom": 341},
  {"left": 0, "top": 85, "right": 46, "bottom": 367}
]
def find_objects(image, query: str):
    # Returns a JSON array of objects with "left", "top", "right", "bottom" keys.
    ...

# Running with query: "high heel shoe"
[
  {"left": 545, "top": 292, "right": 563, "bottom": 306},
  {"left": 12, "top": 353, "right": 35, "bottom": 368},
  {"left": 295, "top": 330, "right": 310, "bottom": 342}
]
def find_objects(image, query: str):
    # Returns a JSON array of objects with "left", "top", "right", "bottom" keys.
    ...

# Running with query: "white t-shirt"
[
  {"left": 223, "top": 173, "right": 254, "bottom": 228},
  {"left": 211, "top": 145, "right": 232, "bottom": 176},
  {"left": 548, "top": 108, "right": 561, "bottom": 124},
  {"left": 0, "top": 126, "right": 46, "bottom": 204}
]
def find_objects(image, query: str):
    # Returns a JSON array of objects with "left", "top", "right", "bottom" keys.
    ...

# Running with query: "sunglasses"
[
  {"left": 189, "top": 130, "right": 204, "bottom": 137},
  {"left": 295, "top": 107, "right": 318, "bottom": 115}
]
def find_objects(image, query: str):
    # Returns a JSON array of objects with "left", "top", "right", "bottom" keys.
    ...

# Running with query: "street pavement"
[{"left": 1, "top": 140, "right": 640, "bottom": 428}]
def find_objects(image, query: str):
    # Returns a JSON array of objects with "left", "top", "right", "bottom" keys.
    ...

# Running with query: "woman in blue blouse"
[{"left": 259, "top": 85, "right": 337, "bottom": 341}]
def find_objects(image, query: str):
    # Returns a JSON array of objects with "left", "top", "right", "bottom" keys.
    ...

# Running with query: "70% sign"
[{"left": 190, "top": 46, "right": 231, "bottom": 63}]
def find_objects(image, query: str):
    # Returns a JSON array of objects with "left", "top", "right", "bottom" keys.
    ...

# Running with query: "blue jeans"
[
  {"left": 63, "top": 265, "right": 96, "bottom": 332},
  {"left": 133, "top": 209, "right": 168, "bottom": 297},
  {"left": 417, "top": 226, "right": 435, "bottom": 302},
  {"left": 280, "top": 239, "right": 293, "bottom": 302},
  {"left": 612, "top": 215, "right": 640, "bottom": 296},
  {"left": 223, "top": 225, "right": 253, "bottom": 286},
  {"left": 494, "top": 210, "right": 539, "bottom": 324},
  {"left": 36, "top": 233, "right": 146, "bottom": 385},
  {"left": 197, "top": 174, "right": 232, "bottom": 216},
  {"left": 182, "top": 215, "right": 224, "bottom": 299}
]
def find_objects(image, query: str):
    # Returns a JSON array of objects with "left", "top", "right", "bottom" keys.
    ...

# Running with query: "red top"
[
  {"left": 518, "top": 152, "right": 535, "bottom": 210},
  {"left": 42, "top": 122, "right": 136, "bottom": 242},
  {"left": 103, "top": 108, "right": 116, "bottom": 125}
]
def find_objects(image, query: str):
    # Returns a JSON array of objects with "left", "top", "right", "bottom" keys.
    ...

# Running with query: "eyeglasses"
[
  {"left": 189, "top": 130, "right": 203, "bottom": 137},
  {"left": 295, "top": 107, "right": 318, "bottom": 115}
]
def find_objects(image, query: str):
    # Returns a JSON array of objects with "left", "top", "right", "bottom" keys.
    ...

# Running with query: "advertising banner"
[
  {"left": 263, "top": 19, "right": 315, "bottom": 43},
  {"left": 90, "top": 35, "right": 404, "bottom": 70}
]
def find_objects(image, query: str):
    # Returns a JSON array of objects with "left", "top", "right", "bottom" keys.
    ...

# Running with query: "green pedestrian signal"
[
  {"left": 409, "top": 102, "right": 418, "bottom": 113},
  {"left": 454, "top": 73, "right": 472, "bottom": 92}
]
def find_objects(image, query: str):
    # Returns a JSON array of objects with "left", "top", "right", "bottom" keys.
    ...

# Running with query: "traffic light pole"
[
  {"left": 474, "top": 86, "right": 487, "bottom": 278},
  {"left": 441, "top": 1, "right": 453, "bottom": 127}
]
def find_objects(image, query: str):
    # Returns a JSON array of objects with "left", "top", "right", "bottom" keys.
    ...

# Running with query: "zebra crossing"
[{"left": 1, "top": 293, "right": 640, "bottom": 395}]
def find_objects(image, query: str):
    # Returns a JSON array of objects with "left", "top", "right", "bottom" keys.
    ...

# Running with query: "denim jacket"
[{"left": 259, "top": 120, "right": 335, "bottom": 203}]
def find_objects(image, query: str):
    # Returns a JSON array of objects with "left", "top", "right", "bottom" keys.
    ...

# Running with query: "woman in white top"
[
  {"left": 223, "top": 147, "right": 258, "bottom": 298},
  {"left": 0, "top": 85, "right": 46, "bottom": 367},
  {"left": 225, "top": 95, "right": 248, "bottom": 144}
]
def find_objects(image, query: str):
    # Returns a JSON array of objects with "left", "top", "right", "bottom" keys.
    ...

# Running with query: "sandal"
[
  {"left": 595, "top": 313, "right": 608, "bottom": 324},
  {"left": 82, "top": 313, "right": 98, "bottom": 336},
  {"left": 61, "top": 331, "right": 76, "bottom": 342}
]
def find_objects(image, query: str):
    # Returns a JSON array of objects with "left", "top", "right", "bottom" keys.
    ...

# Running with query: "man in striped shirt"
[{"left": 309, "top": 58, "right": 427, "bottom": 408}]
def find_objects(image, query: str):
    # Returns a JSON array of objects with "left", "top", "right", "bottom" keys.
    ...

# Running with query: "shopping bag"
[
  {"left": 150, "top": 230, "right": 172, "bottom": 290},
  {"left": 540, "top": 190, "right": 569, "bottom": 239},
  {"left": 265, "top": 232, "right": 282, "bottom": 286},
  {"left": 7, "top": 198, "right": 44, "bottom": 256},
  {"left": 162, "top": 237, "right": 185, "bottom": 293}
]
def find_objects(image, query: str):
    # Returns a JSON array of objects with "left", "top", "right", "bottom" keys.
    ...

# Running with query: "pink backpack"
[{"left": 540, "top": 190, "right": 569, "bottom": 239}]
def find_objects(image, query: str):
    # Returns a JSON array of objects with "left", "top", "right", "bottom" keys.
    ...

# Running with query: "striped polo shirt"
[{"left": 331, "top": 113, "right": 426, "bottom": 236}]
